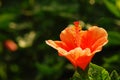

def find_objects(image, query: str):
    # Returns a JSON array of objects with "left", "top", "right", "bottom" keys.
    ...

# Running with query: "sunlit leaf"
[
  {"left": 103, "top": 0, "right": 120, "bottom": 18},
  {"left": 89, "top": 63, "right": 111, "bottom": 80}
]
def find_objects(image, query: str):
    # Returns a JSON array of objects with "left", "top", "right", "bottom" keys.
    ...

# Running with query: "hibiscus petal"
[
  {"left": 63, "top": 47, "right": 92, "bottom": 69},
  {"left": 92, "top": 36, "right": 108, "bottom": 53},
  {"left": 54, "top": 41, "right": 70, "bottom": 51},
  {"left": 60, "top": 26, "right": 76, "bottom": 50},
  {"left": 45, "top": 40, "right": 59, "bottom": 49},
  {"left": 46, "top": 40, "right": 69, "bottom": 51},
  {"left": 45, "top": 40, "right": 68, "bottom": 56},
  {"left": 80, "top": 26, "right": 108, "bottom": 53},
  {"left": 76, "top": 54, "right": 93, "bottom": 70},
  {"left": 60, "top": 25, "right": 83, "bottom": 50}
]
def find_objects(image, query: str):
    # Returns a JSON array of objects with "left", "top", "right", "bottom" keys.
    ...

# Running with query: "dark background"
[{"left": 0, "top": 0, "right": 120, "bottom": 80}]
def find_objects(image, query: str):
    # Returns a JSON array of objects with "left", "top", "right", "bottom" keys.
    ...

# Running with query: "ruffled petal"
[
  {"left": 80, "top": 26, "right": 108, "bottom": 53},
  {"left": 54, "top": 41, "right": 70, "bottom": 51},
  {"left": 60, "top": 26, "right": 76, "bottom": 50},
  {"left": 45, "top": 40, "right": 68, "bottom": 55},
  {"left": 63, "top": 47, "right": 92, "bottom": 69},
  {"left": 76, "top": 48, "right": 93, "bottom": 70},
  {"left": 45, "top": 40, "right": 59, "bottom": 49}
]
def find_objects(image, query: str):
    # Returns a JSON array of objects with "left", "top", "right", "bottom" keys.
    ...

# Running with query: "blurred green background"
[{"left": 0, "top": 0, "right": 120, "bottom": 80}]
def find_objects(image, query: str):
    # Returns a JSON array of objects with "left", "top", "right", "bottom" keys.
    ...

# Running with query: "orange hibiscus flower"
[{"left": 46, "top": 21, "right": 108, "bottom": 70}]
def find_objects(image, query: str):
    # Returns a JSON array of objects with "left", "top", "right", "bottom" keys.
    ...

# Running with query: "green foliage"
[
  {"left": 110, "top": 70, "right": 120, "bottom": 80},
  {"left": 71, "top": 63, "right": 120, "bottom": 80},
  {"left": 89, "top": 63, "right": 111, "bottom": 80},
  {"left": 103, "top": 0, "right": 120, "bottom": 18},
  {"left": 0, "top": 13, "right": 16, "bottom": 29},
  {"left": 71, "top": 63, "right": 111, "bottom": 80}
]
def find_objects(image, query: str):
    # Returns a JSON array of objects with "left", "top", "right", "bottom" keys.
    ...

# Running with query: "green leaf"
[
  {"left": 110, "top": 70, "right": 119, "bottom": 80},
  {"left": 88, "top": 63, "right": 111, "bottom": 80},
  {"left": 103, "top": 0, "right": 120, "bottom": 18},
  {"left": 70, "top": 63, "right": 111, "bottom": 80},
  {"left": 116, "top": 0, "right": 120, "bottom": 10}
]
